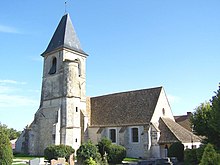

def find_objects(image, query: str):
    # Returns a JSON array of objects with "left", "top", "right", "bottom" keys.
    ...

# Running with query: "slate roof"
[
  {"left": 42, "top": 14, "right": 87, "bottom": 56},
  {"left": 159, "top": 117, "right": 201, "bottom": 144},
  {"left": 90, "top": 87, "right": 162, "bottom": 127}
]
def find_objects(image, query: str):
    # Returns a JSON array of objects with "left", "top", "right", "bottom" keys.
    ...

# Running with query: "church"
[{"left": 15, "top": 14, "right": 201, "bottom": 158}]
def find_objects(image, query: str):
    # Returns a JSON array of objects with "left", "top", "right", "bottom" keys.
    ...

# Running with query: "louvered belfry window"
[{"left": 49, "top": 57, "right": 57, "bottom": 74}]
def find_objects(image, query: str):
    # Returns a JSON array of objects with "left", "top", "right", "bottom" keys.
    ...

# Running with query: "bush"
[
  {"left": 84, "top": 157, "right": 97, "bottom": 165},
  {"left": 200, "top": 143, "right": 220, "bottom": 165},
  {"left": 168, "top": 142, "right": 184, "bottom": 162},
  {"left": 107, "top": 144, "right": 126, "bottom": 164},
  {"left": 196, "top": 144, "right": 206, "bottom": 163},
  {"left": 184, "top": 149, "right": 198, "bottom": 165},
  {"left": 97, "top": 137, "right": 112, "bottom": 157},
  {"left": 0, "top": 131, "right": 13, "bottom": 165},
  {"left": 76, "top": 141, "right": 101, "bottom": 165},
  {"left": 44, "top": 144, "right": 75, "bottom": 161},
  {"left": 184, "top": 145, "right": 207, "bottom": 164}
]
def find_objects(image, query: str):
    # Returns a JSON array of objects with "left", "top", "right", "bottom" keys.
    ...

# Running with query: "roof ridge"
[{"left": 91, "top": 86, "right": 163, "bottom": 99}]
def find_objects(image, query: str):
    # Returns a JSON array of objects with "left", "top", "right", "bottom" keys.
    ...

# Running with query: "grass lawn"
[
  {"left": 13, "top": 154, "right": 43, "bottom": 165},
  {"left": 123, "top": 157, "right": 140, "bottom": 162}
]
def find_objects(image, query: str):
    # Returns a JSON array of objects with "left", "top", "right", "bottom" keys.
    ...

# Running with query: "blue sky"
[{"left": 0, "top": 0, "right": 220, "bottom": 131}]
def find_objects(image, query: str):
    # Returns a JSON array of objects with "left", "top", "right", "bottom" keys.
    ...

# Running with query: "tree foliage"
[
  {"left": 191, "top": 85, "right": 220, "bottom": 149},
  {"left": 44, "top": 144, "right": 75, "bottom": 162},
  {"left": 168, "top": 142, "right": 184, "bottom": 162},
  {"left": 184, "top": 145, "right": 206, "bottom": 164},
  {"left": 97, "top": 137, "right": 126, "bottom": 164},
  {"left": 76, "top": 141, "right": 101, "bottom": 165},
  {"left": 97, "top": 137, "right": 112, "bottom": 158},
  {"left": 107, "top": 144, "right": 126, "bottom": 164},
  {"left": 200, "top": 143, "right": 220, "bottom": 165},
  {"left": 0, "top": 131, "right": 13, "bottom": 165},
  {"left": 0, "top": 122, "right": 21, "bottom": 140}
]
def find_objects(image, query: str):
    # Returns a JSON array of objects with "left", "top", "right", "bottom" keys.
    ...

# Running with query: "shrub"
[
  {"left": 184, "top": 145, "right": 207, "bottom": 164},
  {"left": 84, "top": 157, "right": 97, "bottom": 165},
  {"left": 0, "top": 131, "right": 13, "bottom": 165},
  {"left": 200, "top": 143, "right": 220, "bottom": 165},
  {"left": 44, "top": 144, "right": 75, "bottom": 162},
  {"left": 184, "top": 149, "right": 198, "bottom": 165},
  {"left": 97, "top": 137, "right": 112, "bottom": 157},
  {"left": 196, "top": 144, "right": 206, "bottom": 163},
  {"left": 107, "top": 144, "right": 126, "bottom": 164},
  {"left": 76, "top": 141, "right": 101, "bottom": 165},
  {"left": 168, "top": 142, "right": 184, "bottom": 162}
]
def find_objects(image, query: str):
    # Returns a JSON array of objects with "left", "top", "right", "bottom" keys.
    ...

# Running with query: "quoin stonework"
[{"left": 15, "top": 14, "right": 201, "bottom": 158}]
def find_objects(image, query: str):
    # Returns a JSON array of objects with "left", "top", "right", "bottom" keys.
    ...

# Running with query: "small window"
[
  {"left": 78, "top": 62, "right": 81, "bottom": 77},
  {"left": 76, "top": 107, "right": 78, "bottom": 112},
  {"left": 162, "top": 108, "right": 165, "bottom": 115},
  {"left": 55, "top": 111, "right": 59, "bottom": 123},
  {"left": 109, "top": 129, "right": 116, "bottom": 143},
  {"left": 52, "top": 134, "right": 55, "bottom": 144},
  {"left": 49, "top": 57, "right": 57, "bottom": 74},
  {"left": 131, "top": 128, "right": 139, "bottom": 143}
]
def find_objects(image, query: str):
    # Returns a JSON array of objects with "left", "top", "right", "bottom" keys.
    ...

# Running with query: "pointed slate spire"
[{"left": 42, "top": 14, "right": 87, "bottom": 56}]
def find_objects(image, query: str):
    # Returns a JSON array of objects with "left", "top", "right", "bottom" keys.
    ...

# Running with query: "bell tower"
[{"left": 28, "top": 14, "right": 88, "bottom": 155}]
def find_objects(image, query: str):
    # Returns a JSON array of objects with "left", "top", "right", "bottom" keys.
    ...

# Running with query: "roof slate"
[
  {"left": 42, "top": 14, "right": 86, "bottom": 55},
  {"left": 90, "top": 87, "right": 162, "bottom": 127},
  {"left": 159, "top": 117, "right": 201, "bottom": 144}
]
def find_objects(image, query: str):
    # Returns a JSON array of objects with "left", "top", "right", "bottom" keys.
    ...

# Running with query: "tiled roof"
[
  {"left": 159, "top": 117, "right": 201, "bottom": 144},
  {"left": 174, "top": 113, "right": 192, "bottom": 132},
  {"left": 90, "top": 87, "right": 162, "bottom": 127}
]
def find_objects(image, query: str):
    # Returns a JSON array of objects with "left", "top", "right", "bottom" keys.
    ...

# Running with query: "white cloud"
[
  {"left": 0, "top": 79, "right": 26, "bottom": 85},
  {"left": 0, "top": 94, "right": 38, "bottom": 108},
  {"left": 0, "top": 25, "right": 20, "bottom": 34},
  {"left": 0, "top": 79, "right": 38, "bottom": 108}
]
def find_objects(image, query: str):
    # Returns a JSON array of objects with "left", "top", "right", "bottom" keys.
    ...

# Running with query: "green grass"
[
  {"left": 123, "top": 157, "right": 140, "bottom": 162},
  {"left": 14, "top": 153, "right": 43, "bottom": 159},
  {"left": 13, "top": 154, "right": 43, "bottom": 165}
]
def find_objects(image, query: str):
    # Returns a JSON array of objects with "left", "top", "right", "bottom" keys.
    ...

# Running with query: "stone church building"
[{"left": 15, "top": 14, "right": 201, "bottom": 158}]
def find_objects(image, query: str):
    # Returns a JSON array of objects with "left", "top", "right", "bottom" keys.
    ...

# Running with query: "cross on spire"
[{"left": 65, "top": 0, "right": 68, "bottom": 14}]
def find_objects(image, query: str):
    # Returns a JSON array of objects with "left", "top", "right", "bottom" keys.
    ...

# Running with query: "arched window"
[{"left": 49, "top": 57, "right": 57, "bottom": 74}]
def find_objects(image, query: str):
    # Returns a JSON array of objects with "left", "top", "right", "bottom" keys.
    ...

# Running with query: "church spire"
[{"left": 42, "top": 14, "right": 86, "bottom": 56}]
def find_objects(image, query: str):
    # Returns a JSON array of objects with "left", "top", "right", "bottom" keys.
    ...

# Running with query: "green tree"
[
  {"left": 209, "top": 85, "right": 220, "bottom": 149},
  {"left": 0, "top": 122, "right": 21, "bottom": 140},
  {"left": 76, "top": 141, "right": 101, "bottom": 165},
  {"left": 168, "top": 142, "right": 184, "bottom": 162},
  {"left": 191, "top": 85, "right": 220, "bottom": 149},
  {"left": 200, "top": 143, "right": 220, "bottom": 165},
  {"left": 0, "top": 131, "right": 13, "bottom": 165},
  {"left": 44, "top": 144, "right": 75, "bottom": 162},
  {"left": 97, "top": 137, "right": 112, "bottom": 158},
  {"left": 191, "top": 102, "right": 212, "bottom": 137}
]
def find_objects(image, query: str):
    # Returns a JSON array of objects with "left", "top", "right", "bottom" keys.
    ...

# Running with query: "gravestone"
[
  {"left": 51, "top": 158, "right": 66, "bottom": 165},
  {"left": 29, "top": 158, "right": 45, "bottom": 165},
  {"left": 69, "top": 154, "right": 74, "bottom": 165}
]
